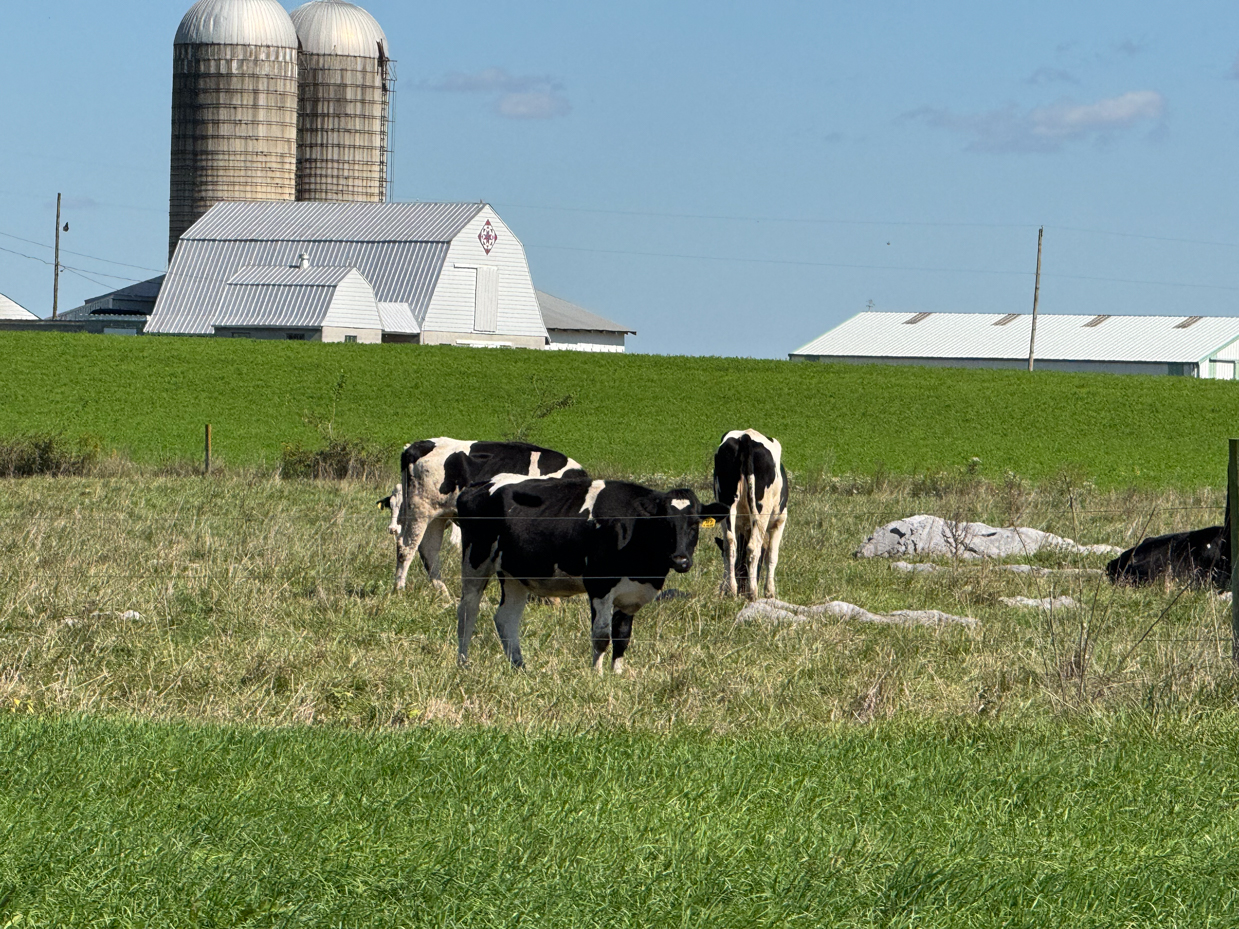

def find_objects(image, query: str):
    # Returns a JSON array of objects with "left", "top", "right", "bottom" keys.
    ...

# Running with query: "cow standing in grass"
[
  {"left": 454, "top": 476, "right": 729, "bottom": 671},
  {"left": 713, "top": 429, "right": 789, "bottom": 600},
  {"left": 379, "top": 438, "right": 586, "bottom": 597}
]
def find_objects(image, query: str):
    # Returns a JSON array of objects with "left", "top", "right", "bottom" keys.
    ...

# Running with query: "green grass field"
[
  {"left": 4, "top": 330, "right": 1239, "bottom": 487},
  {"left": 7, "top": 332, "right": 1239, "bottom": 925},
  {"left": 4, "top": 713, "right": 1239, "bottom": 927}
]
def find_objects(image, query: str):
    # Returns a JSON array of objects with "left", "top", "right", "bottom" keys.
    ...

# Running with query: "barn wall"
[
  {"left": 791, "top": 355, "right": 1182, "bottom": 376},
  {"left": 421, "top": 207, "right": 546, "bottom": 340},
  {"left": 321, "top": 272, "right": 382, "bottom": 330},
  {"left": 545, "top": 330, "right": 626, "bottom": 352}
]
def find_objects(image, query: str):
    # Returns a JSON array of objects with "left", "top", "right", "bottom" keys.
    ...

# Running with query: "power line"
[
  {"left": 525, "top": 243, "right": 1239, "bottom": 292},
  {"left": 0, "top": 230, "right": 163, "bottom": 275}
]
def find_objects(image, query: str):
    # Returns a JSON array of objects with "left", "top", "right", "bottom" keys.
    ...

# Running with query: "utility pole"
[
  {"left": 52, "top": 193, "right": 62, "bottom": 319},
  {"left": 1027, "top": 226, "right": 1043, "bottom": 371}
]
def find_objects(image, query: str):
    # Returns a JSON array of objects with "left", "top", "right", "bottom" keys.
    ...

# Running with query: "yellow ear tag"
[{"left": 700, "top": 517, "right": 717, "bottom": 528}]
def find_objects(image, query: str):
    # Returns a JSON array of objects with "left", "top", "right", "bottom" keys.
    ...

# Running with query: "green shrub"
[{"left": 279, "top": 436, "right": 389, "bottom": 480}]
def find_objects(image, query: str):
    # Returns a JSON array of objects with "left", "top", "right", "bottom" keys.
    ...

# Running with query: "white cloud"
[
  {"left": 422, "top": 67, "right": 571, "bottom": 119},
  {"left": 907, "top": 90, "right": 1166, "bottom": 153}
]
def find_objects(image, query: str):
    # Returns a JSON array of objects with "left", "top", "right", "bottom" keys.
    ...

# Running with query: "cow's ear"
[
  {"left": 439, "top": 452, "right": 469, "bottom": 494},
  {"left": 614, "top": 517, "right": 637, "bottom": 549},
  {"left": 701, "top": 502, "right": 730, "bottom": 518},
  {"left": 377, "top": 495, "right": 392, "bottom": 510},
  {"left": 512, "top": 491, "right": 544, "bottom": 509},
  {"left": 634, "top": 496, "right": 660, "bottom": 517}
]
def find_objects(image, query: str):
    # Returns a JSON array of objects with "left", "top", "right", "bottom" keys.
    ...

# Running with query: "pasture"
[
  {"left": 5, "top": 329, "right": 1239, "bottom": 487},
  {"left": 6, "top": 330, "right": 1239, "bottom": 924},
  {"left": 4, "top": 472, "right": 1239, "bottom": 925}
]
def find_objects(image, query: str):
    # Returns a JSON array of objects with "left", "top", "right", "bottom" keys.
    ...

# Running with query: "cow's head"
[
  {"left": 439, "top": 451, "right": 472, "bottom": 496},
  {"left": 625, "top": 489, "right": 729, "bottom": 573},
  {"left": 378, "top": 483, "right": 403, "bottom": 536}
]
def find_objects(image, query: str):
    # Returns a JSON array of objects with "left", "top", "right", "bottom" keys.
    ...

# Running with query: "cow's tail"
[
  {"left": 396, "top": 439, "right": 437, "bottom": 534},
  {"left": 740, "top": 433, "right": 759, "bottom": 526}
]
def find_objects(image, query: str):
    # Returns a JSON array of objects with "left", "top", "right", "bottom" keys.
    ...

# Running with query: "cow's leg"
[
  {"left": 610, "top": 610, "right": 635, "bottom": 675},
  {"left": 395, "top": 512, "right": 431, "bottom": 592},
  {"left": 394, "top": 534, "right": 417, "bottom": 592},
  {"left": 762, "top": 511, "right": 788, "bottom": 600},
  {"left": 589, "top": 590, "right": 617, "bottom": 673},
  {"left": 744, "top": 516, "right": 766, "bottom": 602},
  {"left": 457, "top": 558, "right": 491, "bottom": 666},
  {"left": 721, "top": 505, "right": 740, "bottom": 597},
  {"left": 418, "top": 516, "right": 452, "bottom": 600},
  {"left": 493, "top": 577, "right": 529, "bottom": 669}
]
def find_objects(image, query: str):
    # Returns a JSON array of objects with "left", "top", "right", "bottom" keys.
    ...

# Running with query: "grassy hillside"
[
  {"left": 4, "top": 330, "right": 1239, "bottom": 487},
  {"left": 4, "top": 714, "right": 1239, "bottom": 927}
]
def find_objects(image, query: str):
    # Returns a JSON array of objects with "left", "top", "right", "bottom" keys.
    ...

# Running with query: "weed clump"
[
  {"left": 279, "top": 437, "right": 388, "bottom": 481},
  {"left": 0, "top": 432, "right": 101, "bottom": 477}
]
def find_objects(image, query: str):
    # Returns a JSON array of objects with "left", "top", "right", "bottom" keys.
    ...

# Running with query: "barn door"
[{"left": 473, "top": 266, "right": 498, "bottom": 333}]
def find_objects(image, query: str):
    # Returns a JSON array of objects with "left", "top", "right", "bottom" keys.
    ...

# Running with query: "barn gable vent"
[
  {"left": 904, "top": 312, "right": 932, "bottom": 325},
  {"left": 993, "top": 314, "right": 1020, "bottom": 326},
  {"left": 1174, "top": 316, "right": 1203, "bottom": 329},
  {"left": 1083, "top": 314, "right": 1112, "bottom": 328}
]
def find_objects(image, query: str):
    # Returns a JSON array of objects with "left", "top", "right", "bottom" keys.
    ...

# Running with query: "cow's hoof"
[
  {"left": 593, "top": 654, "right": 607, "bottom": 675},
  {"left": 457, "top": 654, "right": 469, "bottom": 668},
  {"left": 612, "top": 657, "right": 626, "bottom": 676}
]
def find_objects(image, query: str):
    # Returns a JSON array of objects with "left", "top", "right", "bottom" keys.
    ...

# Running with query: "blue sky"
[{"left": 2, "top": 1, "right": 1238, "bottom": 356}]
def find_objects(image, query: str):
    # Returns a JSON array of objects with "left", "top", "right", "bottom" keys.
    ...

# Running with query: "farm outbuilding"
[
  {"left": 791, "top": 311, "right": 1239, "bottom": 378},
  {"left": 145, "top": 200, "right": 551, "bottom": 346},
  {"left": 0, "top": 294, "right": 37, "bottom": 321},
  {"left": 536, "top": 290, "right": 635, "bottom": 352}
]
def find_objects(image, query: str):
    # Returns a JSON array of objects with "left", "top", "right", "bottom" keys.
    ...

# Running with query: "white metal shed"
[{"left": 791, "top": 311, "right": 1239, "bottom": 378}]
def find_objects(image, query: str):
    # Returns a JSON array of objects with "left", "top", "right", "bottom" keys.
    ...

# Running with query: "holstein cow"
[
  {"left": 713, "top": 429, "right": 789, "bottom": 599},
  {"left": 378, "top": 438, "right": 585, "bottom": 596},
  {"left": 454, "top": 477, "right": 730, "bottom": 671}
]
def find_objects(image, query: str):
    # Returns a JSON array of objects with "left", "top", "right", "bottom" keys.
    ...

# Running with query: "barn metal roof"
[
  {"left": 0, "top": 293, "right": 37, "bottom": 321},
  {"left": 147, "top": 201, "right": 487, "bottom": 335},
  {"left": 291, "top": 0, "right": 388, "bottom": 57},
  {"left": 214, "top": 267, "right": 366, "bottom": 329},
  {"left": 791, "top": 311, "right": 1239, "bottom": 365},
  {"left": 536, "top": 290, "right": 635, "bottom": 334},
  {"left": 175, "top": 0, "right": 298, "bottom": 46},
  {"left": 184, "top": 200, "right": 484, "bottom": 243}
]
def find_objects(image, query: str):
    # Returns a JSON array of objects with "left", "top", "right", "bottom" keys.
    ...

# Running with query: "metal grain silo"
[
  {"left": 168, "top": 0, "right": 300, "bottom": 261},
  {"left": 290, "top": 0, "right": 392, "bottom": 204}
]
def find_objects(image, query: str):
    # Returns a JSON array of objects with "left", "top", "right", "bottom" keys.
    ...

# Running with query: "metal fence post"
[
  {"left": 205, "top": 424, "right": 212, "bottom": 476},
  {"left": 1230, "top": 438, "right": 1238, "bottom": 665}
]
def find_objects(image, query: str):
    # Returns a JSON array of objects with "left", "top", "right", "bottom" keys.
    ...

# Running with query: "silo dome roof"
[
  {"left": 175, "top": 0, "right": 298, "bottom": 47},
  {"left": 291, "top": 0, "right": 388, "bottom": 57}
]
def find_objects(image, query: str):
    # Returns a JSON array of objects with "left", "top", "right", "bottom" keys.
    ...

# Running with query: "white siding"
[
  {"left": 322, "top": 270, "right": 382, "bottom": 330},
  {"left": 421, "top": 206, "right": 547, "bottom": 340},
  {"left": 545, "top": 331, "right": 626, "bottom": 352},
  {"left": 473, "top": 266, "right": 498, "bottom": 332}
]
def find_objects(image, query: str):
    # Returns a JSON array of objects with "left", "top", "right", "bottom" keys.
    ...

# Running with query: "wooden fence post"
[
  {"left": 1230, "top": 438, "right": 1238, "bottom": 665},
  {"left": 205, "top": 424, "right": 212, "bottom": 476}
]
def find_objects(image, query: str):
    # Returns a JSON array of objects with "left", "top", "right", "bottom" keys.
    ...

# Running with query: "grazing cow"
[
  {"left": 1107, "top": 524, "right": 1230, "bottom": 588},
  {"left": 454, "top": 477, "right": 730, "bottom": 671},
  {"left": 378, "top": 438, "right": 586, "bottom": 596},
  {"left": 712, "top": 429, "right": 789, "bottom": 599}
]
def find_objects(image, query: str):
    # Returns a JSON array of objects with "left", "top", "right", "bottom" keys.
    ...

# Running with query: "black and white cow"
[
  {"left": 454, "top": 477, "right": 730, "bottom": 671},
  {"left": 378, "top": 438, "right": 586, "bottom": 596},
  {"left": 712, "top": 429, "right": 789, "bottom": 600}
]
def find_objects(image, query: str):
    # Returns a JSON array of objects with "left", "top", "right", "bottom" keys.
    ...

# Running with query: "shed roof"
[
  {"left": 0, "top": 293, "right": 37, "bottom": 321},
  {"left": 214, "top": 266, "right": 370, "bottom": 329},
  {"left": 536, "top": 290, "right": 634, "bottom": 334},
  {"left": 377, "top": 302, "right": 419, "bottom": 335},
  {"left": 791, "top": 311, "right": 1239, "bottom": 365},
  {"left": 147, "top": 201, "right": 487, "bottom": 335}
]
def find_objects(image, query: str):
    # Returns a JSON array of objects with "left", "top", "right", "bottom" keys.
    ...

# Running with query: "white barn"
[
  {"left": 791, "top": 311, "right": 1239, "bottom": 378},
  {"left": 146, "top": 201, "right": 550, "bottom": 347}
]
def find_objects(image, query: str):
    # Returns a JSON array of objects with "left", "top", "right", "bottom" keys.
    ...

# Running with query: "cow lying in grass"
[
  {"left": 1107, "top": 524, "right": 1230, "bottom": 589},
  {"left": 455, "top": 476, "right": 729, "bottom": 671},
  {"left": 378, "top": 438, "right": 585, "bottom": 597},
  {"left": 713, "top": 429, "right": 789, "bottom": 599}
]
